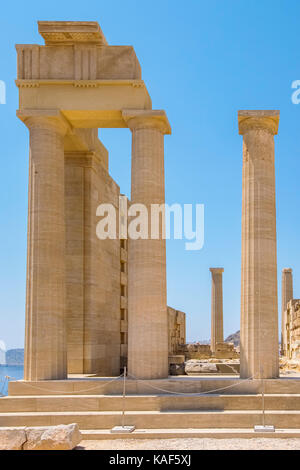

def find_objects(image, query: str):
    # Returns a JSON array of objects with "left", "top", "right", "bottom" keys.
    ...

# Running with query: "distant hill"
[
  {"left": 5, "top": 349, "right": 24, "bottom": 366},
  {"left": 225, "top": 330, "right": 240, "bottom": 347}
]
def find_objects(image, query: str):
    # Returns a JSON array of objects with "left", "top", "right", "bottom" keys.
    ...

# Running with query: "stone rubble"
[{"left": 0, "top": 423, "right": 82, "bottom": 451}]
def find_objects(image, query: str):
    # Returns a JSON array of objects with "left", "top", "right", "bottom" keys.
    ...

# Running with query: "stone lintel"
[
  {"left": 122, "top": 109, "right": 171, "bottom": 135},
  {"left": 38, "top": 21, "right": 107, "bottom": 45},
  {"left": 282, "top": 268, "right": 293, "bottom": 273},
  {"left": 210, "top": 268, "right": 224, "bottom": 275},
  {"left": 238, "top": 110, "right": 280, "bottom": 135},
  {"left": 17, "top": 108, "right": 72, "bottom": 135}
]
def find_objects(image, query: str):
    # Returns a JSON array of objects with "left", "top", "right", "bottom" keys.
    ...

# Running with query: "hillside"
[
  {"left": 225, "top": 330, "right": 240, "bottom": 347},
  {"left": 5, "top": 349, "right": 24, "bottom": 366}
]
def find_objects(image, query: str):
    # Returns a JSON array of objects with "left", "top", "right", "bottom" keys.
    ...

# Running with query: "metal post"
[
  {"left": 110, "top": 366, "right": 135, "bottom": 434},
  {"left": 122, "top": 366, "right": 126, "bottom": 428},
  {"left": 254, "top": 366, "right": 275, "bottom": 432}
]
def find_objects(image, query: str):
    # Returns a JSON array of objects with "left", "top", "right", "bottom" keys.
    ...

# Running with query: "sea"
[{"left": 0, "top": 366, "right": 24, "bottom": 396}]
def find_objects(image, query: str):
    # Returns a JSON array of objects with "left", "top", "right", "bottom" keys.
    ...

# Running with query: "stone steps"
[
  {"left": 81, "top": 428, "right": 300, "bottom": 440},
  {"left": 1, "top": 410, "right": 300, "bottom": 429},
  {"left": 2, "top": 394, "right": 300, "bottom": 412},
  {"left": 8, "top": 378, "right": 300, "bottom": 397}
]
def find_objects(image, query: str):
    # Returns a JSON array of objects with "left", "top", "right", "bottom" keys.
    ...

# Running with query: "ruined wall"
[
  {"left": 177, "top": 343, "right": 212, "bottom": 360},
  {"left": 167, "top": 307, "right": 186, "bottom": 355},
  {"left": 214, "top": 342, "right": 238, "bottom": 359},
  {"left": 285, "top": 300, "right": 300, "bottom": 360},
  {"left": 65, "top": 136, "right": 121, "bottom": 376}
]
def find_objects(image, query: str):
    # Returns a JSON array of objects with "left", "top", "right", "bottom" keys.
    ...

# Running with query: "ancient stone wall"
[
  {"left": 65, "top": 134, "right": 121, "bottom": 376},
  {"left": 285, "top": 300, "right": 300, "bottom": 360},
  {"left": 177, "top": 343, "right": 212, "bottom": 360},
  {"left": 214, "top": 342, "right": 239, "bottom": 359},
  {"left": 167, "top": 307, "right": 186, "bottom": 355}
]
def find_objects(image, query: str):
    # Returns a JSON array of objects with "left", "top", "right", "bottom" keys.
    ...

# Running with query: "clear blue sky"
[{"left": 0, "top": 0, "right": 299, "bottom": 349}]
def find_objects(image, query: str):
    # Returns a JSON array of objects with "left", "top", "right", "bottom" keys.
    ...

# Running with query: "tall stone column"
[
  {"left": 19, "top": 110, "right": 68, "bottom": 381},
  {"left": 281, "top": 268, "right": 293, "bottom": 356},
  {"left": 210, "top": 268, "right": 224, "bottom": 354},
  {"left": 123, "top": 110, "right": 171, "bottom": 379},
  {"left": 238, "top": 110, "right": 280, "bottom": 379}
]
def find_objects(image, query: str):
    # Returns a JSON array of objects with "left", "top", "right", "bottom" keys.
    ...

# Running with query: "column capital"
[
  {"left": 238, "top": 110, "right": 280, "bottom": 136},
  {"left": 210, "top": 267, "right": 224, "bottom": 275},
  {"left": 122, "top": 109, "right": 171, "bottom": 135},
  {"left": 282, "top": 268, "right": 293, "bottom": 274},
  {"left": 17, "top": 109, "right": 71, "bottom": 136}
]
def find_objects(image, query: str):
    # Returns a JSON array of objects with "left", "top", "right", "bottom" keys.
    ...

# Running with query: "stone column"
[
  {"left": 238, "top": 110, "right": 280, "bottom": 379},
  {"left": 210, "top": 268, "right": 224, "bottom": 354},
  {"left": 281, "top": 268, "right": 293, "bottom": 356},
  {"left": 19, "top": 110, "right": 68, "bottom": 381},
  {"left": 123, "top": 110, "right": 171, "bottom": 379}
]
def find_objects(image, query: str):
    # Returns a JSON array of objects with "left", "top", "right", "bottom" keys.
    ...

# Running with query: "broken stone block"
[
  {"left": 0, "top": 427, "right": 27, "bottom": 450},
  {"left": 23, "top": 423, "right": 82, "bottom": 451},
  {"left": 185, "top": 360, "right": 218, "bottom": 375}
]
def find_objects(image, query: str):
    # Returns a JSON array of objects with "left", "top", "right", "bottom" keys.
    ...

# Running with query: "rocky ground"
[{"left": 78, "top": 438, "right": 300, "bottom": 450}]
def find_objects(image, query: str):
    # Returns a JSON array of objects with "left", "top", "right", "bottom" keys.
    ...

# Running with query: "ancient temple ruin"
[
  {"left": 3, "top": 20, "right": 300, "bottom": 437},
  {"left": 16, "top": 20, "right": 182, "bottom": 380},
  {"left": 281, "top": 269, "right": 300, "bottom": 360},
  {"left": 14, "top": 21, "right": 282, "bottom": 382}
]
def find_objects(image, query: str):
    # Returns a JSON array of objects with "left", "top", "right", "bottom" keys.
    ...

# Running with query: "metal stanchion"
[
  {"left": 254, "top": 367, "right": 275, "bottom": 432},
  {"left": 111, "top": 366, "right": 135, "bottom": 434}
]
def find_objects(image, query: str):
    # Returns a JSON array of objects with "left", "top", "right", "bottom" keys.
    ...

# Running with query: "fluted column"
[
  {"left": 19, "top": 110, "right": 68, "bottom": 381},
  {"left": 123, "top": 110, "right": 171, "bottom": 379},
  {"left": 281, "top": 268, "right": 293, "bottom": 356},
  {"left": 239, "top": 110, "right": 280, "bottom": 379},
  {"left": 210, "top": 268, "right": 224, "bottom": 354}
]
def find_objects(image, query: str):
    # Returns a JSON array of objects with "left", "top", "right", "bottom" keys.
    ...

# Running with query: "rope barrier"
[
  {"left": 126, "top": 372, "right": 255, "bottom": 396},
  {"left": 14, "top": 373, "right": 124, "bottom": 395},
  {"left": 2, "top": 369, "right": 282, "bottom": 397}
]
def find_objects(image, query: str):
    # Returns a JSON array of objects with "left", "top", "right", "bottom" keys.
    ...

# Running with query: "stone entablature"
[
  {"left": 16, "top": 21, "right": 140, "bottom": 82},
  {"left": 16, "top": 44, "right": 141, "bottom": 81}
]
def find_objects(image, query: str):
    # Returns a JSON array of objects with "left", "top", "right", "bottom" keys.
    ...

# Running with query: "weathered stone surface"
[
  {"left": 185, "top": 360, "right": 218, "bottom": 374},
  {"left": 283, "top": 299, "right": 300, "bottom": 361},
  {"left": 23, "top": 424, "right": 82, "bottom": 451},
  {"left": 177, "top": 343, "right": 212, "bottom": 359},
  {"left": 0, "top": 427, "right": 26, "bottom": 450}
]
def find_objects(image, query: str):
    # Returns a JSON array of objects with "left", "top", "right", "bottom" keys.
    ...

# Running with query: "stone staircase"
[{"left": 1, "top": 377, "right": 300, "bottom": 439}]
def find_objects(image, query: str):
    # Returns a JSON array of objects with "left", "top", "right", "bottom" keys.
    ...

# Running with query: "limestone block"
[
  {"left": 168, "top": 355, "right": 185, "bottom": 365},
  {"left": 0, "top": 427, "right": 26, "bottom": 450},
  {"left": 185, "top": 360, "right": 218, "bottom": 375},
  {"left": 23, "top": 424, "right": 82, "bottom": 451}
]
